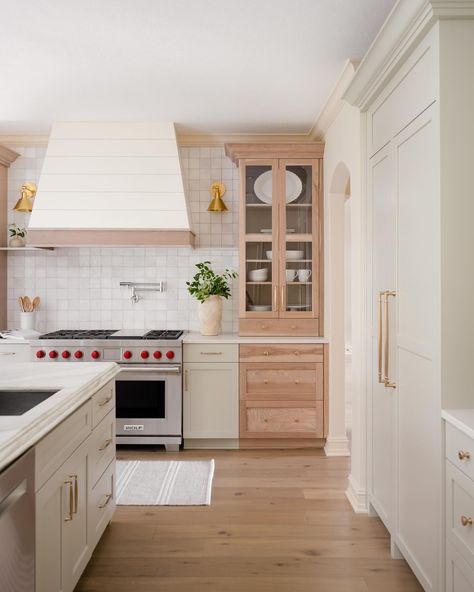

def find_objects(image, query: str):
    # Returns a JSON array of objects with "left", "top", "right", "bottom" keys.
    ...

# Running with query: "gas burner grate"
[
  {"left": 38, "top": 330, "right": 119, "bottom": 340},
  {"left": 143, "top": 330, "right": 184, "bottom": 340}
]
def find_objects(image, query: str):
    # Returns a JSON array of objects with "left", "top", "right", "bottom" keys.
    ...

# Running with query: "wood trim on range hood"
[{"left": 27, "top": 228, "right": 195, "bottom": 248}]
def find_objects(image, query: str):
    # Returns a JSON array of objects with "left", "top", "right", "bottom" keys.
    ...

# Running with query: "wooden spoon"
[
  {"left": 32, "top": 296, "right": 41, "bottom": 311},
  {"left": 23, "top": 296, "right": 32, "bottom": 313},
  {"left": 18, "top": 296, "right": 25, "bottom": 312}
]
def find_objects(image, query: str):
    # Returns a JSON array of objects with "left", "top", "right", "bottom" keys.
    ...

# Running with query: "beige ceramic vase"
[{"left": 198, "top": 295, "right": 223, "bottom": 336}]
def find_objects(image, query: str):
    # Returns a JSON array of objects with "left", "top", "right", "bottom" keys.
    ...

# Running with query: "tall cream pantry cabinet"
[{"left": 344, "top": 2, "right": 474, "bottom": 592}]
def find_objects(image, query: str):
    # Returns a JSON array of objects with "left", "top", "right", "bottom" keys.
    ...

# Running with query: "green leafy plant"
[
  {"left": 186, "top": 261, "right": 237, "bottom": 303},
  {"left": 8, "top": 223, "right": 27, "bottom": 238}
]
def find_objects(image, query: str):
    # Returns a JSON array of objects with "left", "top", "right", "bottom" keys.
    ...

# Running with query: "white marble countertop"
[
  {"left": 0, "top": 362, "right": 119, "bottom": 472},
  {"left": 442, "top": 409, "right": 474, "bottom": 440},
  {"left": 183, "top": 332, "right": 329, "bottom": 344}
]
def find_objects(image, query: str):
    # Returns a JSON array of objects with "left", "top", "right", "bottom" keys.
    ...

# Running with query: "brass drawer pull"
[
  {"left": 294, "top": 380, "right": 299, "bottom": 384},
  {"left": 200, "top": 351, "right": 223, "bottom": 355},
  {"left": 461, "top": 515, "right": 473, "bottom": 527},
  {"left": 264, "top": 379, "right": 268, "bottom": 384},
  {"left": 263, "top": 351, "right": 269, "bottom": 356},
  {"left": 98, "top": 493, "right": 113, "bottom": 509},
  {"left": 99, "top": 438, "right": 113, "bottom": 451},
  {"left": 294, "top": 351, "right": 300, "bottom": 356},
  {"left": 64, "top": 479, "right": 74, "bottom": 522},
  {"left": 98, "top": 395, "right": 113, "bottom": 407},
  {"left": 71, "top": 474, "right": 78, "bottom": 514},
  {"left": 458, "top": 450, "right": 471, "bottom": 461}
]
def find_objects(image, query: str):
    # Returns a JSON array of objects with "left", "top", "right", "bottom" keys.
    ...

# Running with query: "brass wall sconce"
[
  {"left": 207, "top": 182, "right": 228, "bottom": 212},
  {"left": 13, "top": 183, "right": 37, "bottom": 212}
]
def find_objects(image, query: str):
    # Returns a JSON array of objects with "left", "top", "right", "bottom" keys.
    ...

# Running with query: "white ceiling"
[{"left": 0, "top": 0, "right": 397, "bottom": 135}]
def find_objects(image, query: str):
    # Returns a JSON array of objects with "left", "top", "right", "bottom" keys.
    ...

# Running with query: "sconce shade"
[
  {"left": 208, "top": 182, "right": 228, "bottom": 212},
  {"left": 13, "top": 183, "right": 37, "bottom": 213}
]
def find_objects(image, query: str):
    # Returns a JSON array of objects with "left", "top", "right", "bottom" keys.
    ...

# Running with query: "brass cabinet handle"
[
  {"left": 64, "top": 479, "right": 74, "bottom": 521},
  {"left": 263, "top": 351, "right": 269, "bottom": 356},
  {"left": 200, "top": 351, "right": 223, "bottom": 355},
  {"left": 99, "top": 438, "right": 113, "bottom": 451},
  {"left": 280, "top": 286, "right": 285, "bottom": 312},
  {"left": 294, "top": 351, "right": 300, "bottom": 356},
  {"left": 458, "top": 450, "right": 471, "bottom": 461},
  {"left": 378, "top": 292, "right": 384, "bottom": 383},
  {"left": 461, "top": 515, "right": 473, "bottom": 527},
  {"left": 99, "top": 493, "right": 113, "bottom": 509},
  {"left": 70, "top": 474, "right": 78, "bottom": 514},
  {"left": 383, "top": 291, "right": 396, "bottom": 389},
  {"left": 261, "top": 325, "right": 267, "bottom": 330},
  {"left": 294, "top": 380, "right": 299, "bottom": 384},
  {"left": 0, "top": 352, "right": 16, "bottom": 356},
  {"left": 184, "top": 369, "right": 189, "bottom": 391},
  {"left": 291, "top": 325, "right": 296, "bottom": 330},
  {"left": 98, "top": 395, "right": 113, "bottom": 407},
  {"left": 264, "top": 379, "right": 268, "bottom": 384}
]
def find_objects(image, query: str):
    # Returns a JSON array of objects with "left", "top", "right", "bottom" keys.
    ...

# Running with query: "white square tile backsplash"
[{"left": 6, "top": 146, "right": 239, "bottom": 333}]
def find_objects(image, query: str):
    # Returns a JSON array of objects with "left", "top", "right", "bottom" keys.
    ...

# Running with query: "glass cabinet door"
[
  {"left": 241, "top": 161, "right": 279, "bottom": 317},
  {"left": 279, "top": 161, "right": 318, "bottom": 317}
]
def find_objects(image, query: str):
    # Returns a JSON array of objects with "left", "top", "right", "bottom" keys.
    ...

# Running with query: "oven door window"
[{"left": 116, "top": 380, "right": 165, "bottom": 419}]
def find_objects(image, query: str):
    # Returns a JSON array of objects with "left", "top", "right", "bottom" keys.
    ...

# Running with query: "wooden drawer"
[
  {"left": 91, "top": 380, "right": 115, "bottom": 428},
  {"left": 446, "top": 541, "right": 474, "bottom": 592},
  {"left": 35, "top": 401, "right": 92, "bottom": 491},
  {"left": 446, "top": 423, "right": 474, "bottom": 482},
  {"left": 240, "top": 344, "right": 323, "bottom": 363},
  {"left": 240, "top": 401, "right": 323, "bottom": 438},
  {"left": 88, "top": 458, "right": 115, "bottom": 550},
  {"left": 240, "top": 363, "right": 323, "bottom": 400},
  {"left": 446, "top": 460, "right": 474, "bottom": 568},
  {"left": 239, "top": 318, "right": 320, "bottom": 337},
  {"left": 184, "top": 343, "right": 238, "bottom": 364},
  {"left": 88, "top": 409, "right": 115, "bottom": 487}
]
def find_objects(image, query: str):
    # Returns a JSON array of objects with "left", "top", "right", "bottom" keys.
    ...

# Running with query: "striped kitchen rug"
[{"left": 115, "top": 459, "right": 215, "bottom": 506}]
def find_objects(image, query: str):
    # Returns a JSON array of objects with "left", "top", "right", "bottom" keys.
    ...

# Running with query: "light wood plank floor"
[{"left": 76, "top": 449, "right": 423, "bottom": 592}]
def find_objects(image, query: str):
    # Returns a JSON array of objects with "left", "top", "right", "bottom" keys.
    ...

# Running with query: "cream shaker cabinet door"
[
  {"left": 395, "top": 104, "right": 439, "bottom": 592},
  {"left": 0, "top": 343, "right": 30, "bottom": 362},
  {"left": 369, "top": 143, "right": 397, "bottom": 532},
  {"left": 183, "top": 362, "right": 239, "bottom": 438},
  {"left": 36, "top": 440, "right": 90, "bottom": 592}
]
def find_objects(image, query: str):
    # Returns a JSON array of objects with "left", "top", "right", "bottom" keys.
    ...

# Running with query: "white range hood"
[{"left": 27, "top": 122, "right": 194, "bottom": 247}]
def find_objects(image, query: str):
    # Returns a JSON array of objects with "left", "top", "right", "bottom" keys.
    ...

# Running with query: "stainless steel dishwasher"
[{"left": 0, "top": 447, "right": 35, "bottom": 592}]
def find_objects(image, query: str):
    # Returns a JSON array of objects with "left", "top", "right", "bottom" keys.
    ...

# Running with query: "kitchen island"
[{"left": 0, "top": 361, "right": 119, "bottom": 592}]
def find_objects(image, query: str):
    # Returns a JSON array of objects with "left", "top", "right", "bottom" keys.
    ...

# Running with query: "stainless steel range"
[{"left": 31, "top": 329, "right": 184, "bottom": 451}]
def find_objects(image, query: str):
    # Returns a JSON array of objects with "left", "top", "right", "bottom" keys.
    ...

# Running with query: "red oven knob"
[
  {"left": 153, "top": 351, "right": 162, "bottom": 359},
  {"left": 74, "top": 350, "right": 83, "bottom": 359},
  {"left": 91, "top": 350, "right": 100, "bottom": 359},
  {"left": 141, "top": 351, "right": 149, "bottom": 359},
  {"left": 123, "top": 350, "right": 132, "bottom": 360},
  {"left": 62, "top": 351, "right": 71, "bottom": 359},
  {"left": 49, "top": 350, "right": 58, "bottom": 359},
  {"left": 166, "top": 351, "right": 175, "bottom": 360},
  {"left": 36, "top": 350, "right": 45, "bottom": 359}
]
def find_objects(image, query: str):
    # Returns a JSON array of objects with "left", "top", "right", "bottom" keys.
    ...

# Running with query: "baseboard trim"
[
  {"left": 345, "top": 473, "right": 368, "bottom": 513},
  {"left": 183, "top": 438, "right": 240, "bottom": 450},
  {"left": 324, "top": 436, "right": 351, "bottom": 456}
]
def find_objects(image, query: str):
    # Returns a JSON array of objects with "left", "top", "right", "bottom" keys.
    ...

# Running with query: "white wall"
[
  {"left": 6, "top": 146, "right": 239, "bottom": 333},
  {"left": 323, "top": 99, "right": 367, "bottom": 509}
]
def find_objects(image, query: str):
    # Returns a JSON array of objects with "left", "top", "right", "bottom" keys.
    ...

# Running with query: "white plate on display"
[
  {"left": 287, "top": 304, "right": 311, "bottom": 310},
  {"left": 253, "top": 170, "right": 302, "bottom": 204},
  {"left": 249, "top": 305, "right": 272, "bottom": 312}
]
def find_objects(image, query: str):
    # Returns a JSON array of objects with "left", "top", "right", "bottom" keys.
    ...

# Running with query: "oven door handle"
[{"left": 119, "top": 366, "right": 181, "bottom": 374}]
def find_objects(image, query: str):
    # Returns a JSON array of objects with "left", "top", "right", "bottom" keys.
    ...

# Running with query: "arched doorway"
[{"left": 324, "top": 161, "right": 352, "bottom": 456}]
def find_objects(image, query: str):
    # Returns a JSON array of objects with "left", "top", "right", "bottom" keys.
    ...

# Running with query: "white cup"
[
  {"left": 20, "top": 312, "right": 36, "bottom": 330},
  {"left": 297, "top": 269, "right": 312, "bottom": 282},
  {"left": 286, "top": 269, "right": 297, "bottom": 282}
]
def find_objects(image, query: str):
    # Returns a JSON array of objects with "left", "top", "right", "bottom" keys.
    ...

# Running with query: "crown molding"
[
  {"left": 0, "top": 135, "right": 48, "bottom": 147},
  {"left": 344, "top": 0, "right": 474, "bottom": 110},
  {"left": 0, "top": 145, "right": 20, "bottom": 167},
  {"left": 309, "top": 60, "right": 359, "bottom": 139},
  {"left": 176, "top": 131, "right": 313, "bottom": 146}
]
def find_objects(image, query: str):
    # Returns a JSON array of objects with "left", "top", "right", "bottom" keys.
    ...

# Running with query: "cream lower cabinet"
[
  {"left": 35, "top": 381, "right": 116, "bottom": 592},
  {"left": 0, "top": 342, "right": 30, "bottom": 362},
  {"left": 183, "top": 344, "right": 239, "bottom": 440}
]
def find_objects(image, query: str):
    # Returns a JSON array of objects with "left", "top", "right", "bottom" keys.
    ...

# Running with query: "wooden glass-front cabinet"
[{"left": 225, "top": 144, "right": 324, "bottom": 337}]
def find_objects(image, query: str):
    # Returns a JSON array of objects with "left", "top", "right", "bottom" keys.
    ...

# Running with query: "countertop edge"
[
  {"left": 442, "top": 409, "right": 474, "bottom": 440},
  {"left": 183, "top": 332, "right": 329, "bottom": 344},
  {"left": 0, "top": 363, "right": 119, "bottom": 472}
]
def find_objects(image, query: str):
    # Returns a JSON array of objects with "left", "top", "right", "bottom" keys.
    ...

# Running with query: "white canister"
[{"left": 20, "top": 312, "right": 36, "bottom": 330}]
